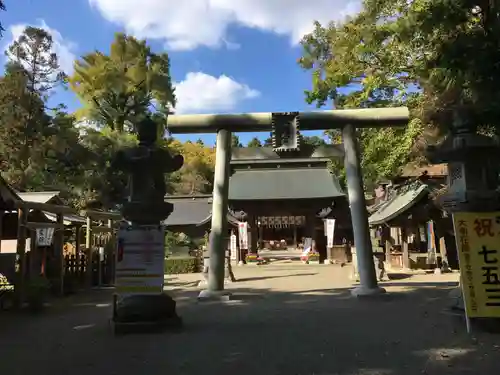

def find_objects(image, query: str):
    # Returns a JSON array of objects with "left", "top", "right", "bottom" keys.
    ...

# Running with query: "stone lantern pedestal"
[{"left": 110, "top": 117, "right": 185, "bottom": 334}]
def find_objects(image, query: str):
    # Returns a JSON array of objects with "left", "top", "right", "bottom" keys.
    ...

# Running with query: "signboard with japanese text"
[
  {"left": 453, "top": 212, "right": 500, "bottom": 318},
  {"left": 36, "top": 228, "right": 54, "bottom": 246},
  {"left": 115, "top": 225, "right": 165, "bottom": 297}
]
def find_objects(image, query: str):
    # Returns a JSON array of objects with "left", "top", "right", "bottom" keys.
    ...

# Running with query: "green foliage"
[
  {"left": 69, "top": 33, "right": 175, "bottom": 133},
  {"left": 302, "top": 135, "right": 327, "bottom": 148},
  {"left": 0, "top": 1, "right": 5, "bottom": 37},
  {"left": 0, "top": 46, "right": 76, "bottom": 192},
  {"left": 247, "top": 137, "right": 262, "bottom": 147},
  {"left": 298, "top": 3, "right": 438, "bottom": 187},
  {"left": 77, "top": 126, "right": 138, "bottom": 209},
  {"left": 164, "top": 231, "right": 197, "bottom": 252},
  {"left": 300, "top": 0, "right": 500, "bottom": 132},
  {"left": 231, "top": 134, "right": 242, "bottom": 148},
  {"left": 7, "top": 26, "right": 66, "bottom": 99},
  {"left": 165, "top": 256, "right": 200, "bottom": 274},
  {"left": 167, "top": 139, "right": 215, "bottom": 194}
]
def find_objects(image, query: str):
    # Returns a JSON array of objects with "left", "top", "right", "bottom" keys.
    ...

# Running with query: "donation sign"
[
  {"left": 115, "top": 225, "right": 165, "bottom": 296},
  {"left": 453, "top": 212, "right": 500, "bottom": 318}
]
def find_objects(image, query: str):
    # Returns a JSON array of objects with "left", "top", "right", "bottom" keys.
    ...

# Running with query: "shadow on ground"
[{"left": 0, "top": 278, "right": 498, "bottom": 375}]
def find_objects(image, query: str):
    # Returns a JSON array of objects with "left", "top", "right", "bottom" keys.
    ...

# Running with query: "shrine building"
[{"left": 164, "top": 144, "right": 353, "bottom": 262}]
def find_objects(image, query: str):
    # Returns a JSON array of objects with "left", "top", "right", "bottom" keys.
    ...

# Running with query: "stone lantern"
[
  {"left": 111, "top": 116, "right": 185, "bottom": 332},
  {"left": 427, "top": 113, "right": 500, "bottom": 211}
]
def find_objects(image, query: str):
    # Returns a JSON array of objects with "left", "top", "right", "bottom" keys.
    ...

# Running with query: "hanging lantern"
[
  {"left": 275, "top": 216, "right": 282, "bottom": 229},
  {"left": 282, "top": 216, "right": 289, "bottom": 228},
  {"left": 268, "top": 216, "right": 275, "bottom": 227}
]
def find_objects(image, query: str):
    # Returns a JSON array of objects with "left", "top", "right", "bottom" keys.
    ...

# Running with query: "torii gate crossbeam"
[{"left": 167, "top": 107, "right": 409, "bottom": 299}]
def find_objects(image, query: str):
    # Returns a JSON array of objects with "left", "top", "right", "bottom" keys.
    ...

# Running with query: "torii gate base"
[{"left": 168, "top": 108, "right": 409, "bottom": 299}]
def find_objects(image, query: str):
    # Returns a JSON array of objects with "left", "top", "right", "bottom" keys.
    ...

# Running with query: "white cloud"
[
  {"left": 173, "top": 72, "right": 260, "bottom": 114},
  {"left": 6, "top": 20, "right": 77, "bottom": 74},
  {"left": 89, "top": 0, "right": 361, "bottom": 50}
]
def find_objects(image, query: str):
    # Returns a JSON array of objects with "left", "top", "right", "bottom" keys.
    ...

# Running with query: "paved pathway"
[{"left": 0, "top": 264, "right": 498, "bottom": 375}]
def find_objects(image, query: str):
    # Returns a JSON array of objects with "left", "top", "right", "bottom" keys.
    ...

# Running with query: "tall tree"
[
  {"left": 7, "top": 26, "right": 66, "bottom": 102},
  {"left": 1, "top": 27, "right": 71, "bottom": 191},
  {"left": 247, "top": 137, "right": 262, "bottom": 147},
  {"left": 298, "top": 5, "right": 430, "bottom": 188},
  {"left": 168, "top": 140, "right": 215, "bottom": 195},
  {"left": 69, "top": 33, "right": 175, "bottom": 133},
  {"left": 302, "top": 135, "right": 327, "bottom": 148},
  {"left": 231, "top": 134, "right": 242, "bottom": 148},
  {"left": 0, "top": 1, "right": 5, "bottom": 36},
  {"left": 0, "top": 64, "right": 83, "bottom": 193},
  {"left": 263, "top": 136, "right": 273, "bottom": 147}
]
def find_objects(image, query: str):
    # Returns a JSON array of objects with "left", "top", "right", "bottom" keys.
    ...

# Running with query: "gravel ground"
[{"left": 0, "top": 263, "right": 498, "bottom": 375}]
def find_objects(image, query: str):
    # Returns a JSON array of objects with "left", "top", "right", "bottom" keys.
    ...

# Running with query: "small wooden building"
[{"left": 367, "top": 164, "right": 457, "bottom": 271}]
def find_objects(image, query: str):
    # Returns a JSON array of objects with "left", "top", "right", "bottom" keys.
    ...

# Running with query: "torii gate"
[{"left": 168, "top": 107, "right": 409, "bottom": 299}]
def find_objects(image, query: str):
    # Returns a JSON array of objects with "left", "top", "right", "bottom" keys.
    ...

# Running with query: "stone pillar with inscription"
[
  {"left": 111, "top": 116, "right": 184, "bottom": 332},
  {"left": 427, "top": 110, "right": 500, "bottom": 330}
]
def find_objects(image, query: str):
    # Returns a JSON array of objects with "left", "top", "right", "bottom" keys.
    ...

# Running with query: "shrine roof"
[
  {"left": 163, "top": 195, "right": 238, "bottom": 227},
  {"left": 368, "top": 182, "right": 429, "bottom": 226},
  {"left": 228, "top": 167, "right": 345, "bottom": 201},
  {"left": 17, "top": 191, "right": 86, "bottom": 224},
  {"left": 231, "top": 145, "right": 344, "bottom": 166}
]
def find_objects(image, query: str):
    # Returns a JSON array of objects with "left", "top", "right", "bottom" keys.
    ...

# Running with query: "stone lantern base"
[{"left": 112, "top": 294, "right": 183, "bottom": 335}]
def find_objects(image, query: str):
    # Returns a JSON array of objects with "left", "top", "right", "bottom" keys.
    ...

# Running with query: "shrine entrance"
[
  {"left": 167, "top": 108, "right": 409, "bottom": 297},
  {"left": 257, "top": 215, "right": 306, "bottom": 249}
]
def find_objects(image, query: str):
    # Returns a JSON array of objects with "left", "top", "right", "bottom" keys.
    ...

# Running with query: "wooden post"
[
  {"left": 74, "top": 225, "right": 81, "bottom": 257},
  {"left": 85, "top": 216, "right": 92, "bottom": 288},
  {"left": 0, "top": 210, "right": 4, "bottom": 253},
  {"left": 55, "top": 213, "right": 65, "bottom": 296},
  {"left": 14, "top": 208, "right": 28, "bottom": 308},
  {"left": 249, "top": 215, "right": 258, "bottom": 255},
  {"left": 74, "top": 225, "right": 81, "bottom": 283},
  {"left": 402, "top": 228, "right": 410, "bottom": 270},
  {"left": 385, "top": 240, "right": 392, "bottom": 269},
  {"left": 107, "top": 219, "right": 113, "bottom": 285},
  {"left": 29, "top": 230, "right": 37, "bottom": 277}
]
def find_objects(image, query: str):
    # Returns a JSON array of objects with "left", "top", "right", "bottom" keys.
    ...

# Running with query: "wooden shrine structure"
[{"left": 0, "top": 177, "right": 122, "bottom": 308}]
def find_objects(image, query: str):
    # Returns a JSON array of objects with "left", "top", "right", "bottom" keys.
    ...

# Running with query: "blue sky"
[{"left": 1, "top": 0, "right": 360, "bottom": 144}]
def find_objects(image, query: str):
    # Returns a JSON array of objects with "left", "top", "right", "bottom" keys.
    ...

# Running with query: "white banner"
[
  {"left": 326, "top": 219, "right": 336, "bottom": 248},
  {"left": 238, "top": 222, "right": 248, "bottom": 249},
  {"left": 230, "top": 234, "right": 237, "bottom": 260},
  {"left": 36, "top": 228, "right": 54, "bottom": 246},
  {"left": 115, "top": 225, "right": 165, "bottom": 297}
]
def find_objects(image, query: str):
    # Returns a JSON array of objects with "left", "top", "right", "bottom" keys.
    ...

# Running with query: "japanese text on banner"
[{"left": 453, "top": 212, "right": 500, "bottom": 318}]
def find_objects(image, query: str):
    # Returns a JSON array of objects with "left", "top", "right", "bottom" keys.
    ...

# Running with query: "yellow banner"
[{"left": 453, "top": 212, "right": 500, "bottom": 318}]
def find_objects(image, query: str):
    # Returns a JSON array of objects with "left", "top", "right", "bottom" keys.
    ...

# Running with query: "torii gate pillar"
[{"left": 342, "top": 124, "right": 383, "bottom": 296}]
